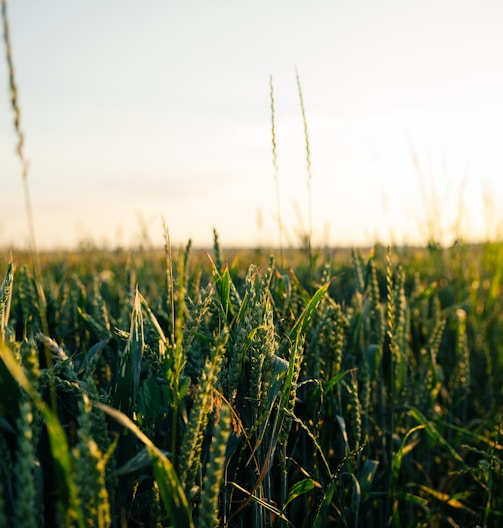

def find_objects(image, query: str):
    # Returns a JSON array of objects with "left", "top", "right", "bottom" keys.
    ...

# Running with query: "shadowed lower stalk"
[
  {"left": 384, "top": 247, "right": 396, "bottom": 524},
  {"left": 14, "top": 399, "right": 39, "bottom": 528}
]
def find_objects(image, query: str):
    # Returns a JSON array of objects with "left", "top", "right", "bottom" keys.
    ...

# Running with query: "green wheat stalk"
[
  {"left": 393, "top": 265, "right": 407, "bottom": 393},
  {"left": 450, "top": 308, "right": 470, "bottom": 421},
  {"left": 352, "top": 249, "right": 365, "bottom": 295},
  {"left": 178, "top": 331, "right": 227, "bottom": 499},
  {"left": 345, "top": 373, "right": 362, "bottom": 452},
  {"left": 213, "top": 228, "right": 224, "bottom": 271},
  {"left": 14, "top": 399, "right": 40, "bottom": 528},
  {"left": 198, "top": 404, "right": 231, "bottom": 528},
  {"left": 73, "top": 394, "right": 111, "bottom": 528},
  {"left": 0, "top": 260, "right": 14, "bottom": 340},
  {"left": 368, "top": 255, "right": 384, "bottom": 346}
]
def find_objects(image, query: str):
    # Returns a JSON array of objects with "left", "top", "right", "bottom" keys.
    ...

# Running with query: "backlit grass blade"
[
  {"left": 112, "top": 446, "right": 170, "bottom": 477},
  {"left": 211, "top": 258, "right": 232, "bottom": 320},
  {"left": 278, "top": 282, "right": 329, "bottom": 446},
  {"left": 288, "top": 282, "right": 329, "bottom": 342},
  {"left": 359, "top": 459, "right": 379, "bottom": 501},
  {"left": 113, "top": 287, "right": 144, "bottom": 415},
  {"left": 391, "top": 424, "right": 425, "bottom": 485},
  {"left": 408, "top": 407, "right": 464, "bottom": 463},
  {"left": 418, "top": 485, "right": 475, "bottom": 514},
  {"left": 282, "top": 477, "right": 320, "bottom": 516},
  {"left": 229, "top": 481, "right": 294, "bottom": 526}
]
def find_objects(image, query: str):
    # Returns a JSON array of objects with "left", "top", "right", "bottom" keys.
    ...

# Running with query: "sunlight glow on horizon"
[{"left": 2, "top": 1, "right": 503, "bottom": 250}]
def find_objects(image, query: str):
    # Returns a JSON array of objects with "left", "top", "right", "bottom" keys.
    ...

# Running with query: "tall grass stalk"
[
  {"left": 163, "top": 220, "right": 175, "bottom": 347},
  {"left": 2, "top": 0, "right": 38, "bottom": 269},
  {"left": 295, "top": 68, "right": 313, "bottom": 264},
  {"left": 269, "top": 75, "right": 284, "bottom": 267},
  {"left": 1, "top": 0, "right": 57, "bottom": 412},
  {"left": 162, "top": 221, "right": 187, "bottom": 464}
]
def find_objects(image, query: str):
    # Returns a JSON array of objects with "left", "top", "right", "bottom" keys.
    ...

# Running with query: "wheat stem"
[
  {"left": 269, "top": 75, "right": 284, "bottom": 266},
  {"left": 2, "top": 0, "right": 39, "bottom": 268},
  {"left": 295, "top": 68, "right": 313, "bottom": 262}
]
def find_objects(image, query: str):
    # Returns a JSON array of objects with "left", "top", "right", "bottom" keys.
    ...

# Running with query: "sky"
[{"left": 2, "top": 0, "right": 503, "bottom": 250}]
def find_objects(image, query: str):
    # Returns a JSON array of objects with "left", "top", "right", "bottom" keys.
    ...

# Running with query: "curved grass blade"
[
  {"left": 95, "top": 401, "right": 193, "bottom": 528},
  {"left": 113, "top": 287, "right": 144, "bottom": 415},
  {"left": 408, "top": 407, "right": 464, "bottom": 464},
  {"left": 288, "top": 283, "right": 329, "bottom": 342},
  {"left": 391, "top": 424, "right": 425, "bottom": 485},
  {"left": 282, "top": 477, "right": 318, "bottom": 511},
  {"left": 418, "top": 485, "right": 475, "bottom": 515},
  {"left": 228, "top": 481, "right": 294, "bottom": 527},
  {"left": 112, "top": 446, "right": 171, "bottom": 477},
  {"left": 281, "top": 283, "right": 329, "bottom": 410},
  {"left": 359, "top": 459, "right": 379, "bottom": 502}
]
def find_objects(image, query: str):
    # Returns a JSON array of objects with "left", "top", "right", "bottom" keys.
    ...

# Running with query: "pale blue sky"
[{"left": 2, "top": 0, "right": 503, "bottom": 249}]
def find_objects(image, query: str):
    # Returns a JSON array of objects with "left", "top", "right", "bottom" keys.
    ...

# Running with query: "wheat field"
[
  {"left": 1, "top": 1, "right": 503, "bottom": 525},
  {"left": 1, "top": 239, "right": 502, "bottom": 527}
]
